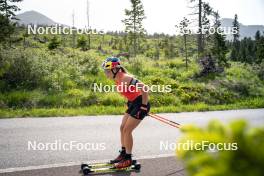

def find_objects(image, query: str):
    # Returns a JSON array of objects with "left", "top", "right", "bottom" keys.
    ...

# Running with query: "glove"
[{"left": 137, "top": 104, "right": 148, "bottom": 119}]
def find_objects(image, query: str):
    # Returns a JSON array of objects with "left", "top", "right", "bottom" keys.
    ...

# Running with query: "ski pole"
[
  {"left": 148, "top": 113, "right": 181, "bottom": 128},
  {"left": 149, "top": 113, "right": 181, "bottom": 126}
]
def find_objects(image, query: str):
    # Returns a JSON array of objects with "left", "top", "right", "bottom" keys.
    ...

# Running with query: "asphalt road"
[{"left": 0, "top": 109, "right": 264, "bottom": 176}]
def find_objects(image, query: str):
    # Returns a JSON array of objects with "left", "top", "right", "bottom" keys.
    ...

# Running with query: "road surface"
[{"left": 0, "top": 109, "right": 264, "bottom": 175}]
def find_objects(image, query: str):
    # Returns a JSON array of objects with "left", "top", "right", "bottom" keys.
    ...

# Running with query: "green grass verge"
[{"left": 0, "top": 98, "right": 263, "bottom": 118}]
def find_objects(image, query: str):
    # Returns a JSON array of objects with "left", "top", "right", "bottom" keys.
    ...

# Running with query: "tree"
[
  {"left": 77, "top": 36, "right": 87, "bottom": 51},
  {"left": 163, "top": 37, "right": 177, "bottom": 59},
  {"left": 22, "top": 31, "right": 29, "bottom": 49},
  {"left": 197, "top": 0, "right": 202, "bottom": 55},
  {"left": 118, "top": 39, "right": 124, "bottom": 51},
  {"left": 71, "top": 10, "right": 76, "bottom": 48},
  {"left": 48, "top": 36, "right": 60, "bottom": 50},
  {"left": 211, "top": 11, "right": 228, "bottom": 67},
  {"left": 0, "top": 0, "right": 22, "bottom": 18},
  {"left": 86, "top": 0, "right": 91, "bottom": 50},
  {"left": 154, "top": 43, "right": 160, "bottom": 60},
  {"left": 255, "top": 30, "right": 261, "bottom": 41},
  {"left": 232, "top": 14, "right": 240, "bottom": 43},
  {"left": 230, "top": 14, "right": 240, "bottom": 61},
  {"left": 201, "top": 2, "right": 213, "bottom": 50},
  {"left": 0, "top": 0, "right": 23, "bottom": 45},
  {"left": 0, "top": 14, "right": 15, "bottom": 44},
  {"left": 255, "top": 31, "right": 264, "bottom": 64},
  {"left": 177, "top": 17, "right": 191, "bottom": 69},
  {"left": 122, "top": 0, "right": 146, "bottom": 57},
  {"left": 189, "top": 0, "right": 203, "bottom": 55},
  {"left": 239, "top": 37, "right": 255, "bottom": 64},
  {"left": 189, "top": 0, "right": 214, "bottom": 56}
]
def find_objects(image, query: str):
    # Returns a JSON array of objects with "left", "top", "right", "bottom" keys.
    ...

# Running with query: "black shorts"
[{"left": 126, "top": 95, "right": 150, "bottom": 120}]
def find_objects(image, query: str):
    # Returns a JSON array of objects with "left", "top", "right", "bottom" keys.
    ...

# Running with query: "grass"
[{"left": 1, "top": 97, "right": 263, "bottom": 118}]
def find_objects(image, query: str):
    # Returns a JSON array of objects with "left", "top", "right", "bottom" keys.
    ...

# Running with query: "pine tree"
[
  {"left": 189, "top": 0, "right": 203, "bottom": 55},
  {"left": 232, "top": 14, "right": 240, "bottom": 43},
  {"left": 189, "top": 0, "right": 214, "bottom": 56},
  {"left": 211, "top": 11, "right": 228, "bottom": 67},
  {"left": 255, "top": 31, "right": 264, "bottom": 64},
  {"left": 163, "top": 37, "right": 170, "bottom": 58},
  {"left": 0, "top": 0, "right": 23, "bottom": 18},
  {"left": 48, "top": 36, "right": 60, "bottom": 50},
  {"left": 0, "top": 0, "right": 23, "bottom": 45},
  {"left": 197, "top": 0, "right": 203, "bottom": 55},
  {"left": 122, "top": 0, "right": 146, "bottom": 57},
  {"left": 86, "top": 0, "right": 91, "bottom": 50},
  {"left": 201, "top": 2, "right": 213, "bottom": 50},
  {"left": 230, "top": 14, "right": 240, "bottom": 61},
  {"left": 0, "top": 14, "right": 14, "bottom": 43},
  {"left": 163, "top": 37, "right": 176, "bottom": 59},
  {"left": 154, "top": 43, "right": 160, "bottom": 60},
  {"left": 177, "top": 17, "right": 191, "bottom": 69},
  {"left": 77, "top": 36, "right": 87, "bottom": 51},
  {"left": 118, "top": 40, "right": 123, "bottom": 51},
  {"left": 255, "top": 30, "right": 261, "bottom": 41}
]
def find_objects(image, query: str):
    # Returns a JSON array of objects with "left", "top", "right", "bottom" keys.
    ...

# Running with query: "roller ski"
[{"left": 80, "top": 160, "right": 140, "bottom": 175}]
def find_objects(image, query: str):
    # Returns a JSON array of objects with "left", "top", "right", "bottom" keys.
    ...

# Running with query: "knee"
[{"left": 123, "top": 126, "right": 132, "bottom": 134}]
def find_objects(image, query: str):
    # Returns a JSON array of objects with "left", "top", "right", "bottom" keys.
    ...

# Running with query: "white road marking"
[{"left": 0, "top": 153, "right": 175, "bottom": 173}]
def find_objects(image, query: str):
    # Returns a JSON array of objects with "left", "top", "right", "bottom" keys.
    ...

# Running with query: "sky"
[{"left": 17, "top": 0, "right": 264, "bottom": 34}]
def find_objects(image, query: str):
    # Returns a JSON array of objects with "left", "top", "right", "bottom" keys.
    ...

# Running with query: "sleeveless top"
[{"left": 115, "top": 73, "right": 142, "bottom": 102}]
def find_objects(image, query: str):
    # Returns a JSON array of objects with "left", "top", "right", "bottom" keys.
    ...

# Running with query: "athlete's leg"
[
  {"left": 110, "top": 113, "right": 130, "bottom": 164},
  {"left": 123, "top": 116, "right": 142, "bottom": 154},
  {"left": 120, "top": 113, "right": 129, "bottom": 147}
]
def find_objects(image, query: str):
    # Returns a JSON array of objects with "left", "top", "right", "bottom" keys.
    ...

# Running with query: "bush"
[
  {"left": 81, "top": 93, "right": 99, "bottom": 106},
  {"left": 77, "top": 36, "right": 88, "bottom": 51},
  {"left": 176, "top": 83, "right": 204, "bottom": 104},
  {"left": 1, "top": 90, "right": 42, "bottom": 108},
  {"left": 166, "top": 59, "right": 186, "bottom": 69},
  {"left": 125, "top": 57, "right": 144, "bottom": 76},
  {"left": 48, "top": 36, "right": 60, "bottom": 50},
  {"left": 99, "top": 93, "right": 125, "bottom": 106},
  {"left": 0, "top": 48, "right": 100, "bottom": 91},
  {"left": 38, "top": 93, "right": 65, "bottom": 107},
  {"left": 177, "top": 120, "right": 264, "bottom": 176},
  {"left": 149, "top": 93, "right": 180, "bottom": 107},
  {"left": 0, "top": 49, "right": 46, "bottom": 89}
]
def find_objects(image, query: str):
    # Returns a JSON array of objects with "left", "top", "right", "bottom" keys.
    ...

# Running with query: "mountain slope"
[
  {"left": 15, "top": 10, "right": 57, "bottom": 26},
  {"left": 221, "top": 18, "right": 264, "bottom": 40}
]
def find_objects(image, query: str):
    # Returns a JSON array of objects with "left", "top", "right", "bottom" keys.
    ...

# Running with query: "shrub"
[
  {"left": 0, "top": 49, "right": 46, "bottom": 89},
  {"left": 177, "top": 120, "right": 264, "bottom": 176},
  {"left": 81, "top": 93, "right": 99, "bottom": 106},
  {"left": 38, "top": 93, "right": 65, "bottom": 107},
  {"left": 166, "top": 59, "right": 186, "bottom": 69},
  {"left": 77, "top": 36, "right": 88, "bottom": 51},
  {"left": 3, "top": 90, "right": 42, "bottom": 108},
  {"left": 48, "top": 36, "right": 61, "bottom": 50},
  {"left": 125, "top": 57, "right": 144, "bottom": 76},
  {"left": 99, "top": 93, "right": 125, "bottom": 106},
  {"left": 176, "top": 84, "right": 204, "bottom": 104},
  {"left": 149, "top": 93, "right": 180, "bottom": 107}
]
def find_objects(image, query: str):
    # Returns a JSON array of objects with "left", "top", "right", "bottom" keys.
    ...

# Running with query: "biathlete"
[{"left": 101, "top": 57, "right": 150, "bottom": 169}]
